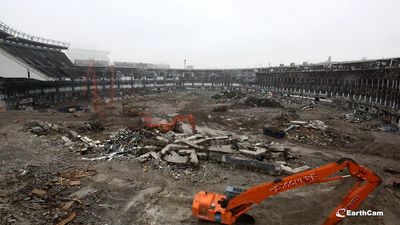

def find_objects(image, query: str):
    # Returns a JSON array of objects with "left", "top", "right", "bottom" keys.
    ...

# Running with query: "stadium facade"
[{"left": 0, "top": 20, "right": 399, "bottom": 124}]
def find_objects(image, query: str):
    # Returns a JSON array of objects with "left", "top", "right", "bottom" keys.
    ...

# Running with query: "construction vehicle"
[
  {"left": 192, "top": 158, "right": 381, "bottom": 225},
  {"left": 144, "top": 114, "right": 197, "bottom": 133}
]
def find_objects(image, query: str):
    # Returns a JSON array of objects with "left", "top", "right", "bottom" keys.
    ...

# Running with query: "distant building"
[{"left": 67, "top": 48, "right": 111, "bottom": 66}]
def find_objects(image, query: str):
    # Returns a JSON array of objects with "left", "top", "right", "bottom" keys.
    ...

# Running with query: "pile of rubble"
[
  {"left": 77, "top": 119, "right": 105, "bottom": 133},
  {"left": 285, "top": 120, "right": 356, "bottom": 146},
  {"left": 78, "top": 128, "right": 308, "bottom": 177},
  {"left": 236, "top": 96, "right": 283, "bottom": 108},
  {"left": 343, "top": 111, "right": 372, "bottom": 123},
  {"left": 212, "top": 91, "right": 283, "bottom": 108},
  {"left": 0, "top": 165, "right": 97, "bottom": 225},
  {"left": 25, "top": 120, "right": 79, "bottom": 140},
  {"left": 211, "top": 91, "right": 247, "bottom": 102},
  {"left": 24, "top": 119, "right": 310, "bottom": 177}
]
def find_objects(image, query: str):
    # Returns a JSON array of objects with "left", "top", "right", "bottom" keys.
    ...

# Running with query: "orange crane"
[
  {"left": 144, "top": 114, "right": 197, "bottom": 133},
  {"left": 192, "top": 158, "right": 381, "bottom": 225}
]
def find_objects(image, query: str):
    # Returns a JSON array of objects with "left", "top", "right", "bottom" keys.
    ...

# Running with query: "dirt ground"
[{"left": 1, "top": 90, "right": 399, "bottom": 225}]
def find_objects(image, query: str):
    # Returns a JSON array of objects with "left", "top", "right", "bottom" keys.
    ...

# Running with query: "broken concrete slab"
[
  {"left": 160, "top": 144, "right": 189, "bottom": 155},
  {"left": 208, "top": 145, "right": 235, "bottom": 154},
  {"left": 176, "top": 140, "right": 204, "bottom": 150},
  {"left": 196, "top": 152, "right": 208, "bottom": 160},
  {"left": 292, "top": 165, "right": 310, "bottom": 173},
  {"left": 192, "top": 138, "right": 210, "bottom": 145},
  {"left": 239, "top": 147, "right": 266, "bottom": 158},
  {"left": 274, "top": 161, "right": 287, "bottom": 165},
  {"left": 184, "top": 134, "right": 205, "bottom": 141},
  {"left": 67, "top": 129, "right": 79, "bottom": 141},
  {"left": 138, "top": 151, "right": 160, "bottom": 161},
  {"left": 290, "top": 120, "right": 308, "bottom": 125},
  {"left": 281, "top": 165, "right": 310, "bottom": 174},
  {"left": 281, "top": 164, "right": 295, "bottom": 174},
  {"left": 163, "top": 151, "right": 189, "bottom": 164},
  {"left": 208, "top": 152, "right": 226, "bottom": 162},
  {"left": 268, "top": 145, "right": 285, "bottom": 152},
  {"left": 61, "top": 136, "right": 73, "bottom": 146},
  {"left": 209, "top": 136, "right": 231, "bottom": 145},
  {"left": 156, "top": 136, "right": 169, "bottom": 143},
  {"left": 178, "top": 149, "right": 196, "bottom": 156},
  {"left": 143, "top": 145, "right": 158, "bottom": 152},
  {"left": 189, "top": 151, "right": 199, "bottom": 165}
]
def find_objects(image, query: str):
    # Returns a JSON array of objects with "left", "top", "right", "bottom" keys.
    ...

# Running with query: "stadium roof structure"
[
  {"left": 0, "top": 21, "right": 79, "bottom": 79},
  {"left": 0, "top": 21, "right": 69, "bottom": 50}
]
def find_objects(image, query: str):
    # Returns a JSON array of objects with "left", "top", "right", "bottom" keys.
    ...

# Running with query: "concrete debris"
[
  {"left": 178, "top": 149, "right": 196, "bottom": 156},
  {"left": 208, "top": 152, "right": 226, "bottom": 162},
  {"left": 268, "top": 144, "right": 286, "bottom": 152},
  {"left": 239, "top": 147, "right": 266, "bottom": 158},
  {"left": 175, "top": 140, "right": 204, "bottom": 150},
  {"left": 305, "top": 120, "right": 328, "bottom": 131},
  {"left": 163, "top": 151, "right": 189, "bottom": 164},
  {"left": 275, "top": 161, "right": 287, "bottom": 165},
  {"left": 156, "top": 136, "right": 169, "bottom": 143},
  {"left": 281, "top": 165, "right": 311, "bottom": 175},
  {"left": 209, "top": 136, "right": 231, "bottom": 145},
  {"left": 78, "top": 119, "right": 105, "bottom": 133},
  {"left": 59, "top": 125, "right": 308, "bottom": 176},
  {"left": 61, "top": 136, "right": 73, "bottom": 146},
  {"left": 143, "top": 145, "right": 158, "bottom": 152},
  {"left": 138, "top": 151, "right": 160, "bottom": 161},
  {"left": 208, "top": 145, "right": 235, "bottom": 154},
  {"left": 290, "top": 120, "right": 309, "bottom": 125},
  {"left": 283, "top": 124, "right": 299, "bottom": 132},
  {"left": 196, "top": 152, "right": 208, "bottom": 160},
  {"left": 161, "top": 143, "right": 189, "bottom": 155},
  {"left": 189, "top": 151, "right": 199, "bottom": 165},
  {"left": 343, "top": 110, "right": 372, "bottom": 123}
]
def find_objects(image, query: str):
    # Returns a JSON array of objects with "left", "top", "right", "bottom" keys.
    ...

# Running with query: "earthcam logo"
[{"left": 336, "top": 208, "right": 384, "bottom": 218}]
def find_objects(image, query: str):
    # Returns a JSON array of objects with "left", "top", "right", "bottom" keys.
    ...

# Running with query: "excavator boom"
[{"left": 192, "top": 158, "right": 381, "bottom": 225}]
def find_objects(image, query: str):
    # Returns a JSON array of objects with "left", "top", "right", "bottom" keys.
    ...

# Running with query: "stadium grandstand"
[
  {"left": 0, "top": 20, "right": 398, "bottom": 124},
  {"left": 0, "top": 21, "right": 78, "bottom": 80}
]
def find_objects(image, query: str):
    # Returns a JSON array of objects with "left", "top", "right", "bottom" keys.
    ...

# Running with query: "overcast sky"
[{"left": 1, "top": 0, "right": 399, "bottom": 68}]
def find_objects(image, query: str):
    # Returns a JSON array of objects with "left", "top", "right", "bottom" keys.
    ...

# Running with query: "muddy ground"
[{"left": 0, "top": 90, "right": 399, "bottom": 225}]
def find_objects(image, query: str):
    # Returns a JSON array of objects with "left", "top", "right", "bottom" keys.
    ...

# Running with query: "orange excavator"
[
  {"left": 192, "top": 158, "right": 381, "bottom": 225},
  {"left": 143, "top": 114, "right": 197, "bottom": 133}
]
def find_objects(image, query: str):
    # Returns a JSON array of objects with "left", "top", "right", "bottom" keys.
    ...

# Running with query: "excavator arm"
[{"left": 192, "top": 158, "right": 381, "bottom": 225}]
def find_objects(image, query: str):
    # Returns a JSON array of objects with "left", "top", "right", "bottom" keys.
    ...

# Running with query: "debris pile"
[
  {"left": 78, "top": 119, "right": 105, "bottom": 133},
  {"left": 0, "top": 166, "right": 97, "bottom": 225},
  {"left": 80, "top": 128, "right": 307, "bottom": 177},
  {"left": 237, "top": 96, "right": 283, "bottom": 108},
  {"left": 25, "top": 120, "right": 52, "bottom": 135},
  {"left": 343, "top": 111, "right": 372, "bottom": 123},
  {"left": 211, "top": 91, "right": 247, "bottom": 102},
  {"left": 25, "top": 120, "right": 79, "bottom": 140},
  {"left": 285, "top": 120, "right": 356, "bottom": 146},
  {"left": 212, "top": 91, "right": 283, "bottom": 108}
]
